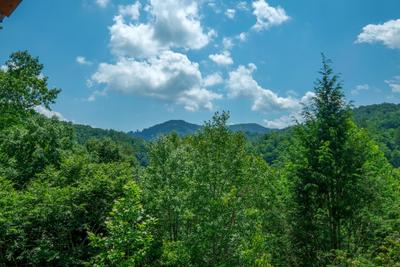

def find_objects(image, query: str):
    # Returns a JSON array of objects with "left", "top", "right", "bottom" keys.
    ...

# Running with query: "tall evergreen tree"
[{"left": 287, "top": 55, "right": 389, "bottom": 266}]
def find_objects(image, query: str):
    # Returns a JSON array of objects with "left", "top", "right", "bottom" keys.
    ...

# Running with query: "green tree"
[
  {"left": 0, "top": 51, "right": 60, "bottom": 128},
  {"left": 89, "top": 181, "right": 154, "bottom": 267},
  {"left": 287, "top": 55, "right": 390, "bottom": 266},
  {"left": 0, "top": 153, "right": 134, "bottom": 266},
  {"left": 86, "top": 138, "right": 126, "bottom": 164},
  {"left": 142, "top": 112, "right": 283, "bottom": 266},
  {"left": 0, "top": 114, "right": 74, "bottom": 189}
]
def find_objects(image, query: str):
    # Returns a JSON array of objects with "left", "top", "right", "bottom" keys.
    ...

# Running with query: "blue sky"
[{"left": 1, "top": 0, "right": 400, "bottom": 131}]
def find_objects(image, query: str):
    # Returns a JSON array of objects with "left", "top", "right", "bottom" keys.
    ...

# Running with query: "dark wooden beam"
[{"left": 0, "top": 0, "right": 22, "bottom": 19}]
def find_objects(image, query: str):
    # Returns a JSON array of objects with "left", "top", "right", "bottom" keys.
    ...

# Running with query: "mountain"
[
  {"left": 129, "top": 120, "right": 272, "bottom": 140},
  {"left": 129, "top": 120, "right": 201, "bottom": 140},
  {"left": 353, "top": 103, "right": 400, "bottom": 129},
  {"left": 67, "top": 123, "right": 148, "bottom": 165},
  {"left": 249, "top": 103, "right": 400, "bottom": 167},
  {"left": 352, "top": 103, "right": 400, "bottom": 167},
  {"left": 229, "top": 123, "right": 272, "bottom": 134},
  {"left": 66, "top": 103, "right": 400, "bottom": 166}
]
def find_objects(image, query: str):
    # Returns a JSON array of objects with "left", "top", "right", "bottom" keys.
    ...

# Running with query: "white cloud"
[
  {"left": 351, "top": 84, "right": 370, "bottom": 96},
  {"left": 34, "top": 106, "right": 66, "bottom": 121},
  {"left": 225, "top": 9, "right": 236, "bottom": 19},
  {"left": 385, "top": 76, "right": 400, "bottom": 93},
  {"left": 118, "top": 1, "right": 141, "bottom": 21},
  {"left": 227, "top": 64, "right": 297, "bottom": 111},
  {"left": 222, "top": 37, "right": 234, "bottom": 50},
  {"left": 263, "top": 92, "right": 315, "bottom": 129},
  {"left": 227, "top": 63, "right": 313, "bottom": 112},
  {"left": 151, "top": 0, "right": 213, "bottom": 50},
  {"left": 264, "top": 115, "right": 294, "bottom": 129},
  {"left": 91, "top": 0, "right": 221, "bottom": 111},
  {"left": 109, "top": 0, "right": 214, "bottom": 58},
  {"left": 237, "top": 32, "right": 247, "bottom": 42},
  {"left": 356, "top": 19, "right": 400, "bottom": 49},
  {"left": 110, "top": 16, "right": 163, "bottom": 58},
  {"left": 237, "top": 1, "right": 248, "bottom": 11},
  {"left": 252, "top": 0, "right": 290, "bottom": 31},
  {"left": 219, "top": 33, "right": 246, "bottom": 53},
  {"left": 300, "top": 91, "right": 315, "bottom": 106},
  {"left": 87, "top": 90, "right": 107, "bottom": 102},
  {"left": 203, "top": 73, "right": 223, "bottom": 87},
  {"left": 177, "top": 87, "right": 222, "bottom": 111},
  {"left": 227, "top": 64, "right": 315, "bottom": 129},
  {"left": 209, "top": 51, "right": 233, "bottom": 65},
  {"left": 96, "top": 0, "right": 109, "bottom": 8},
  {"left": 91, "top": 51, "right": 221, "bottom": 111},
  {"left": 76, "top": 56, "right": 92, "bottom": 65},
  {"left": 207, "top": 0, "right": 221, "bottom": 13}
]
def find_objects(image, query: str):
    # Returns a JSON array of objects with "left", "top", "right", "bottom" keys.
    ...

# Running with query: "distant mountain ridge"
[
  {"left": 129, "top": 120, "right": 200, "bottom": 140},
  {"left": 129, "top": 120, "right": 272, "bottom": 140},
  {"left": 63, "top": 102, "right": 400, "bottom": 166}
]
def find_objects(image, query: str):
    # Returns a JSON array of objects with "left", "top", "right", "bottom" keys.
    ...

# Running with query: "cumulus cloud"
[
  {"left": 96, "top": 0, "right": 109, "bottom": 8},
  {"left": 203, "top": 73, "right": 223, "bottom": 87},
  {"left": 91, "top": 51, "right": 221, "bottom": 111},
  {"left": 351, "top": 84, "right": 370, "bottom": 96},
  {"left": 263, "top": 93, "right": 315, "bottom": 129},
  {"left": 225, "top": 9, "right": 236, "bottom": 19},
  {"left": 252, "top": 0, "right": 290, "bottom": 31},
  {"left": 385, "top": 76, "right": 400, "bottom": 93},
  {"left": 227, "top": 64, "right": 312, "bottom": 112},
  {"left": 34, "top": 106, "right": 66, "bottom": 121},
  {"left": 151, "top": 0, "right": 213, "bottom": 49},
  {"left": 90, "top": 0, "right": 223, "bottom": 111},
  {"left": 356, "top": 19, "right": 400, "bottom": 49},
  {"left": 227, "top": 63, "right": 314, "bottom": 130},
  {"left": 264, "top": 115, "right": 295, "bottom": 129},
  {"left": 109, "top": 0, "right": 215, "bottom": 58},
  {"left": 209, "top": 51, "right": 233, "bottom": 66},
  {"left": 76, "top": 56, "right": 92, "bottom": 65},
  {"left": 177, "top": 87, "right": 222, "bottom": 111},
  {"left": 110, "top": 16, "right": 163, "bottom": 58},
  {"left": 118, "top": 1, "right": 141, "bottom": 21}
]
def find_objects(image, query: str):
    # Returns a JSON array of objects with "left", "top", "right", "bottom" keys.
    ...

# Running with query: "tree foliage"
[
  {"left": 142, "top": 112, "right": 286, "bottom": 266},
  {"left": 89, "top": 181, "right": 154, "bottom": 267},
  {"left": 285, "top": 55, "right": 398, "bottom": 266},
  {"left": 0, "top": 51, "right": 60, "bottom": 128},
  {"left": 0, "top": 51, "right": 399, "bottom": 266}
]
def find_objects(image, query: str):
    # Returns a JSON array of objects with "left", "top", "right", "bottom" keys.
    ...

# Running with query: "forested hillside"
[
  {"left": 129, "top": 120, "right": 201, "bottom": 140},
  {"left": 129, "top": 120, "right": 271, "bottom": 140},
  {"left": 353, "top": 103, "right": 400, "bottom": 167},
  {"left": 71, "top": 123, "right": 148, "bottom": 165},
  {"left": 72, "top": 104, "right": 400, "bottom": 168},
  {"left": 0, "top": 52, "right": 399, "bottom": 266}
]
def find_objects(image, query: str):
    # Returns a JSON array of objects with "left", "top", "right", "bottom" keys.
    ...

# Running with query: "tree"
[
  {"left": 142, "top": 112, "right": 283, "bottom": 266},
  {"left": 0, "top": 155, "right": 135, "bottom": 266},
  {"left": 89, "top": 181, "right": 154, "bottom": 267},
  {"left": 0, "top": 51, "right": 60, "bottom": 128},
  {"left": 85, "top": 138, "right": 125, "bottom": 164},
  {"left": 0, "top": 114, "right": 74, "bottom": 189},
  {"left": 287, "top": 55, "right": 390, "bottom": 266}
]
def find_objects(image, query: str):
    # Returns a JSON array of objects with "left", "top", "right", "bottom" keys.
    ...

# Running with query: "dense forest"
[{"left": 0, "top": 51, "right": 399, "bottom": 266}]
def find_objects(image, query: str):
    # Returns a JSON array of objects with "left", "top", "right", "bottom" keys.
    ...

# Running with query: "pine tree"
[{"left": 288, "top": 55, "right": 388, "bottom": 266}]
